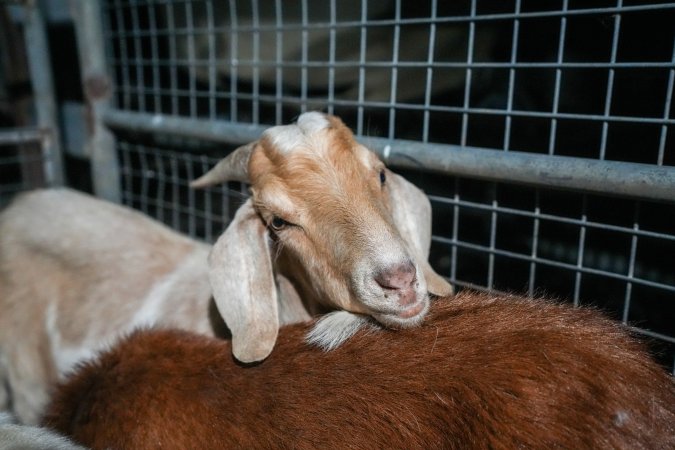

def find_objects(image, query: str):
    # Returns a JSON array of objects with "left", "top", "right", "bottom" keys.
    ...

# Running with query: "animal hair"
[{"left": 44, "top": 291, "right": 675, "bottom": 450}]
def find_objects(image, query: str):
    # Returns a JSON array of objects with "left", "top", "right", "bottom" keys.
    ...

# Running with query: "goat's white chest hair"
[{"left": 263, "top": 112, "right": 330, "bottom": 155}]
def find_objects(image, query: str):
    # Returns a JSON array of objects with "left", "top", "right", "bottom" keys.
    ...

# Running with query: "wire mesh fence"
[{"left": 83, "top": 0, "right": 675, "bottom": 371}]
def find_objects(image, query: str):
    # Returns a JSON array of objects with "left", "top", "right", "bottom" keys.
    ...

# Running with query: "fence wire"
[{"left": 99, "top": 0, "right": 675, "bottom": 371}]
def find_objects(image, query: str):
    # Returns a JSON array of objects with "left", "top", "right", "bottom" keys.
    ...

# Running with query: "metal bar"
[
  {"left": 450, "top": 179, "right": 460, "bottom": 283},
  {"left": 429, "top": 195, "right": 675, "bottom": 242},
  {"left": 0, "top": 128, "right": 49, "bottom": 146},
  {"left": 104, "top": 57, "right": 675, "bottom": 71},
  {"left": 622, "top": 203, "right": 639, "bottom": 324},
  {"left": 113, "top": 0, "right": 130, "bottom": 109},
  {"left": 487, "top": 183, "right": 498, "bottom": 290},
  {"left": 101, "top": 3, "right": 675, "bottom": 34},
  {"left": 228, "top": 0, "right": 238, "bottom": 121},
  {"left": 503, "top": 0, "right": 521, "bottom": 151},
  {"left": 422, "top": 0, "right": 437, "bottom": 143},
  {"left": 300, "top": 0, "right": 308, "bottom": 113},
  {"left": 184, "top": 1, "right": 196, "bottom": 117},
  {"left": 110, "top": 84, "right": 675, "bottom": 126},
  {"left": 387, "top": 0, "right": 401, "bottom": 140},
  {"left": 548, "top": 0, "right": 568, "bottom": 155},
  {"left": 327, "top": 0, "right": 337, "bottom": 115},
  {"left": 460, "top": 0, "right": 476, "bottom": 146},
  {"left": 147, "top": 1, "right": 161, "bottom": 114},
  {"left": 356, "top": 0, "right": 367, "bottom": 135},
  {"left": 206, "top": 0, "right": 216, "bottom": 119},
  {"left": 71, "top": 0, "right": 121, "bottom": 202},
  {"left": 573, "top": 196, "right": 588, "bottom": 306},
  {"left": 528, "top": 191, "right": 541, "bottom": 297},
  {"left": 251, "top": 0, "right": 260, "bottom": 123},
  {"left": 658, "top": 37, "right": 675, "bottom": 166},
  {"left": 102, "top": 109, "right": 675, "bottom": 203},
  {"left": 23, "top": 1, "right": 64, "bottom": 186},
  {"left": 129, "top": 1, "right": 145, "bottom": 112},
  {"left": 432, "top": 235, "right": 675, "bottom": 294},
  {"left": 274, "top": 0, "right": 283, "bottom": 122},
  {"left": 599, "top": 0, "right": 622, "bottom": 160},
  {"left": 166, "top": 1, "right": 178, "bottom": 115}
]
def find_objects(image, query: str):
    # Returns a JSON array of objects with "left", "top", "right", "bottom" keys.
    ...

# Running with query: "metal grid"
[
  {"left": 94, "top": 0, "right": 675, "bottom": 370},
  {"left": 0, "top": 3, "right": 63, "bottom": 207}
]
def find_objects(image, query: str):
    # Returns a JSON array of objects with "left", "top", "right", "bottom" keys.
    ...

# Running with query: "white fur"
[
  {"left": 263, "top": 112, "right": 329, "bottom": 154},
  {"left": 305, "top": 311, "right": 376, "bottom": 351},
  {"left": 46, "top": 303, "right": 97, "bottom": 377},
  {"left": 0, "top": 112, "right": 452, "bottom": 424},
  {"left": 0, "top": 412, "right": 85, "bottom": 450},
  {"left": 296, "top": 111, "right": 330, "bottom": 134}
]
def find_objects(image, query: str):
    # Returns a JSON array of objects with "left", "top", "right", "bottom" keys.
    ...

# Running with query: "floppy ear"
[
  {"left": 208, "top": 198, "right": 279, "bottom": 363},
  {"left": 386, "top": 171, "right": 454, "bottom": 297}
]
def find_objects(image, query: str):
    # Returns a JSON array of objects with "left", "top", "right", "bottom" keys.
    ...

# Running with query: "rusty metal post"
[{"left": 70, "top": 0, "right": 120, "bottom": 202}]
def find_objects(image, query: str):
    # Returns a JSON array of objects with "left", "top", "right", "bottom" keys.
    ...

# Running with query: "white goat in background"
[{"left": 0, "top": 111, "right": 452, "bottom": 424}]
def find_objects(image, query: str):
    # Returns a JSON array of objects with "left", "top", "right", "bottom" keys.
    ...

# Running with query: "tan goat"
[
  {"left": 0, "top": 111, "right": 452, "bottom": 424},
  {"left": 193, "top": 111, "right": 453, "bottom": 362}
]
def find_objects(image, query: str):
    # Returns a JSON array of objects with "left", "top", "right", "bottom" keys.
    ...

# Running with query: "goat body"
[
  {"left": 0, "top": 188, "right": 215, "bottom": 425},
  {"left": 1, "top": 112, "right": 452, "bottom": 423},
  {"left": 44, "top": 291, "right": 675, "bottom": 449}
]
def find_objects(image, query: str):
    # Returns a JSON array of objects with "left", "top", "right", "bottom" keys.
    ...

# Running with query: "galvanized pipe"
[
  {"left": 71, "top": 0, "right": 121, "bottom": 203},
  {"left": 23, "top": 1, "right": 64, "bottom": 185},
  {"left": 0, "top": 127, "right": 49, "bottom": 146},
  {"left": 103, "top": 109, "right": 675, "bottom": 203}
]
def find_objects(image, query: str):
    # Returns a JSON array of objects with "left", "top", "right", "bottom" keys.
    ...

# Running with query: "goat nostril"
[{"left": 374, "top": 261, "right": 416, "bottom": 291}]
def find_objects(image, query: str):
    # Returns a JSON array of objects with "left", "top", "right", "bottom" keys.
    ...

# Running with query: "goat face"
[
  {"left": 192, "top": 112, "right": 452, "bottom": 362},
  {"left": 249, "top": 113, "right": 429, "bottom": 327}
]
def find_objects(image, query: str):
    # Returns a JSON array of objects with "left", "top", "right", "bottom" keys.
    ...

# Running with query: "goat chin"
[{"left": 43, "top": 291, "right": 675, "bottom": 450}]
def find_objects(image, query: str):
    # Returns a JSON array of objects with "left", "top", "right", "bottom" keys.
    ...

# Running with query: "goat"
[
  {"left": 43, "top": 291, "right": 675, "bottom": 449},
  {"left": 0, "top": 111, "right": 452, "bottom": 424},
  {"left": 0, "top": 188, "right": 214, "bottom": 425},
  {"left": 191, "top": 111, "right": 453, "bottom": 363}
]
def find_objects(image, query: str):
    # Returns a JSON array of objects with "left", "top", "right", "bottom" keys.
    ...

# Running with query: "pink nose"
[{"left": 374, "top": 261, "right": 417, "bottom": 306}]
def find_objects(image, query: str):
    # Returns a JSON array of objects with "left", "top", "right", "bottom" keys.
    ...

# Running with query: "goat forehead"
[{"left": 263, "top": 112, "right": 331, "bottom": 155}]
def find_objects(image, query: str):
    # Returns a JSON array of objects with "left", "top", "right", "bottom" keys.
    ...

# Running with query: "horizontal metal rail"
[
  {"left": 0, "top": 127, "right": 49, "bottom": 146},
  {"left": 103, "top": 109, "right": 675, "bottom": 203},
  {"left": 102, "top": 2, "right": 675, "bottom": 33}
]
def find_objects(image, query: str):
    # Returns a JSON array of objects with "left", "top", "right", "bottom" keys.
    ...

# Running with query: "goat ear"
[
  {"left": 386, "top": 171, "right": 454, "bottom": 297},
  {"left": 208, "top": 198, "right": 279, "bottom": 363}
]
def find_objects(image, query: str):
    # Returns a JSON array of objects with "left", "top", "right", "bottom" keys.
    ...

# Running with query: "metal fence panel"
[
  {"left": 0, "top": 2, "right": 64, "bottom": 207},
  {"left": 89, "top": 0, "right": 675, "bottom": 371}
]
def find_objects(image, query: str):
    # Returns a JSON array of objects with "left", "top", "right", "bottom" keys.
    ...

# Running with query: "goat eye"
[
  {"left": 270, "top": 216, "right": 288, "bottom": 231},
  {"left": 379, "top": 169, "right": 386, "bottom": 185}
]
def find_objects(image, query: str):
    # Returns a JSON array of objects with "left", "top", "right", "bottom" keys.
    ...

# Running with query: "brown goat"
[{"left": 44, "top": 291, "right": 675, "bottom": 449}]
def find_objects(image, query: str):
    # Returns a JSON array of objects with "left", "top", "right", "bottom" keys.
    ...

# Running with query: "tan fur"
[
  {"left": 199, "top": 112, "right": 453, "bottom": 362},
  {"left": 44, "top": 291, "right": 675, "bottom": 450},
  {"left": 0, "top": 188, "right": 214, "bottom": 424},
  {"left": 1, "top": 112, "right": 451, "bottom": 420}
]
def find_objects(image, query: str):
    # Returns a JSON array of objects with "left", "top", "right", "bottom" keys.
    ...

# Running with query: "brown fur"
[{"left": 44, "top": 291, "right": 675, "bottom": 449}]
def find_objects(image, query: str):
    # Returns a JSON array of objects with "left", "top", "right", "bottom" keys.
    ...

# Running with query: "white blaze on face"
[{"left": 262, "top": 112, "right": 331, "bottom": 155}]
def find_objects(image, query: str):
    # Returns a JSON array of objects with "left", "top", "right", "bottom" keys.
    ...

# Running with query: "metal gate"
[{"left": 2, "top": 0, "right": 675, "bottom": 371}]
